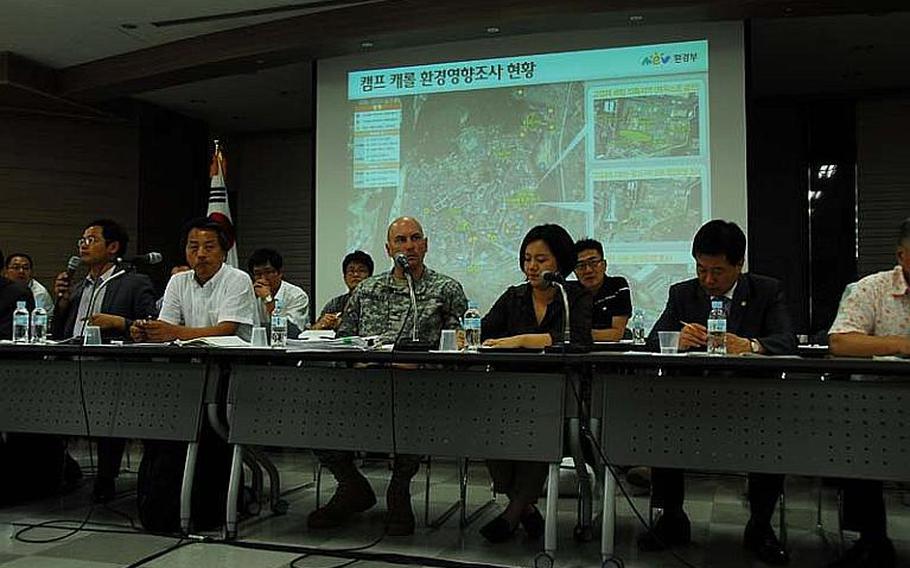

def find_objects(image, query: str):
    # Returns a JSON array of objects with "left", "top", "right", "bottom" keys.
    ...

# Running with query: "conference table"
[{"left": 1, "top": 343, "right": 908, "bottom": 568}]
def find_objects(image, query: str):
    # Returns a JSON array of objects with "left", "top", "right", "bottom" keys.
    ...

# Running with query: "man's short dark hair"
[
  {"left": 520, "top": 224, "right": 577, "bottom": 277},
  {"left": 247, "top": 248, "right": 284, "bottom": 273},
  {"left": 898, "top": 218, "right": 910, "bottom": 245},
  {"left": 692, "top": 219, "right": 747, "bottom": 266},
  {"left": 5, "top": 252, "right": 33, "bottom": 269},
  {"left": 181, "top": 217, "right": 230, "bottom": 251},
  {"left": 342, "top": 250, "right": 374, "bottom": 276},
  {"left": 574, "top": 238, "right": 604, "bottom": 259},
  {"left": 87, "top": 219, "right": 129, "bottom": 257}
]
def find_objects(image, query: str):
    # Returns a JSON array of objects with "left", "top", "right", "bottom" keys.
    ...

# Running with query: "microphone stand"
[
  {"left": 394, "top": 263, "right": 434, "bottom": 352},
  {"left": 544, "top": 280, "right": 589, "bottom": 354},
  {"left": 76, "top": 268, "right": 126, "bottom": 340}
]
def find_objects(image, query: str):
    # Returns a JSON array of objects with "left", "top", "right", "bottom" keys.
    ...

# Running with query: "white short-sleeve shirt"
[
  {"left": 257, "top": 280, "right": 309, "bottom": 331},
  {"left": 158, "top": 264, "right": 257, "bottom": 331}
]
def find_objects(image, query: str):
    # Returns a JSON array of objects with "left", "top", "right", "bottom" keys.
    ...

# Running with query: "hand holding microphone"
[{"left": 54, "top": 255, "right": 81, "bottom": 305}]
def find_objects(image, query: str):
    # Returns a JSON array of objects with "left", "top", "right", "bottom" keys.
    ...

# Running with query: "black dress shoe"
[
  {"left": 827, "top": 537, "right": 895, "bottom": 568},
  {"left": 637, "top": 509, "right": 691, "bottom": 552},
  {"left": 92, "top": 477, "right": 116, "bottom": 504},
  {"left": 743, "top": 520, "right": 789, "bottom": 566},
  {"left": 520, "top": 506, "right": 545, "bottom": 540},
  {"left": 480, "top": 515, "right": 517, "bottom": 543}
]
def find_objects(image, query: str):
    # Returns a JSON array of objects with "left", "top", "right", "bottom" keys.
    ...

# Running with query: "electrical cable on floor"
[
  {"left": 566, "top": 372, "right": 701, "bottom": 568},
  {"left": 14, "top": 350, "right": 100, "bottom": 544},
  {"left": 123, "top": 538, "right": 194, "bottom": 568}
]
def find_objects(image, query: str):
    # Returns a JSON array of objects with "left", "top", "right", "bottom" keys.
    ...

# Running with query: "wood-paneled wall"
[
  {"left": 0, "top": 111, "right": 138, "bottom": 289},
  {"left": 230, "top": 130, "right": 314, "bottom": 321},
  {"left": 856, "top": 97, "right": 910, "bottom": 277}
]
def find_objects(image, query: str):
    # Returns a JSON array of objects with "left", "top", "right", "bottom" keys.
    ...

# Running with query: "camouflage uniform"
[
  {"left": 314, "top": 266, "right": 468, "bottom": 532},
  {"left": 337, "top": 267, "right": 467, "bottom": 344}
]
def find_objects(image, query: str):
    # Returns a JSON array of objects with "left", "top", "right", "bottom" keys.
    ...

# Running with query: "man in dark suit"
[
  {"left": 641, "top": 220, "right": 796, "bottom": 566},
  {"left": 51, "top": 219, "right": 158, "bottom": 503},
  {"left": 0, "top": 248, "right": 35, "bottom": 340}
]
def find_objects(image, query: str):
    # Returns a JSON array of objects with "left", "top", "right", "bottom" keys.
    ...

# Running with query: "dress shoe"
[
  {"left": 626, "top": 466, "right": 651, "bottom": 489},
  {"left": 743, "top": 520, "right": 789, "bottom": 565},
  {"left": 92, "top": 477, "right": 116, "bottom": 504},
  {"left": 827, "top": 537, "right": 895, "bottom": 568},
  {"left": 307, "top": 474, "right": 376, "bottom": 529},
  {"left": 637, "top": 509, "right": 691, "bottom": 551},
  {"left": 520, "top": 506, "right": 545, "bottom": 540},
  {"left": 480, "top": 515, "right": 517, "bottom": 543}
]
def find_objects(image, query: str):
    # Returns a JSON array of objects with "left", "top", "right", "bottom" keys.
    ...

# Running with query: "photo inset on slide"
[
  {"left": 591, "top": 166, "right": 705, "bottom": 244},
  {"left": 592, "top": 81, "right": 702, "bottom": 160}
]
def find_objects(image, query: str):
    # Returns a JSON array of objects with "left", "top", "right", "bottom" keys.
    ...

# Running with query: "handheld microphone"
[
  {"left": 393, "top": 253, "right": 411, "bottom": 273},
  {"left": 120, "top": 252, "right": 163, "bottom": 265},
  {"left": 66, "top": 255, "right": 81, "bottom": 278}
]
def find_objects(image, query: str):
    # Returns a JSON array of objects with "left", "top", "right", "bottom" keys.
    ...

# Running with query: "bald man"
[{"left": 308, "top": 216, "right": 467, "bottom": 536}]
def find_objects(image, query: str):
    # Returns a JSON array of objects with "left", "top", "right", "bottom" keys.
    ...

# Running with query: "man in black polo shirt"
[{"left": 574, "top": 238, "right": 632, "bottom": 341}]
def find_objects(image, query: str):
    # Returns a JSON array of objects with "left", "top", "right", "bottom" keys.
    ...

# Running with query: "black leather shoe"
[
  {"left": 92, "top": 477, "right": 116, "bottom": 504},
  {"left": 827, "top": 537, "right": 895, "bottom": 568},
  {"left": 743, "top": 520, "right": 789, "bottom": 566},
  {"left": 638, "top": 509, "right": 691, "bottom": 551},
  {"left": 480, "top": 515, "right": 517, "bottom": 543},
  {"left": 520, "top": 506, "right": 545, "bottom": 540}
]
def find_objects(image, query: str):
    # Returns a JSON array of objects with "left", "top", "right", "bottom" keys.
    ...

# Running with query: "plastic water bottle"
[
  {"left": 631, "top": 309, "right": 646, "bottom": 345},
  {"left": 707, "top": 299, "right": 727, "bottom": 355},
  {"left": 462, "top": 301, "right": 482, "bottom": 351},
  {"left": 30, "top": 306, "right": 47, "bottom": 344},
  {"left": 12, "top": 301, "right": 29, "bottom": 343},
  {"left": 270, "top": 299, "right": 287, "bottom": 348}
]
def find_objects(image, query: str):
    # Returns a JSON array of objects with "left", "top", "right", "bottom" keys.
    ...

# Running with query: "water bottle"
[
  {"left": 270, "top": 299, "right": 287, "bottom": 348},
  {"left": 707, "top": 299, "right": 727, "bottom": 355},
  {"left": 462, "top": 301, "right": 482, "bottom": 351},
  {"left": 31, "top": 306, "right": 47, "bottom": 344},
  {"left": 12, "top": 301, "right": 29, "bottom": 343},
  {"left": 631, "top": 309, "right": 646, "bottom": 345}
]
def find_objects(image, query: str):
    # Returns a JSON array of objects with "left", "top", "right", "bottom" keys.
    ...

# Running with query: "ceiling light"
[
  {"left": 360, "top": 40, "right": 374, "bottom": 49},
  {"left": 629, "top": 15, "right": 644, "bottom": 23},
  {"left": 486, "top": 26, "right": 500, "bottom": 34}
]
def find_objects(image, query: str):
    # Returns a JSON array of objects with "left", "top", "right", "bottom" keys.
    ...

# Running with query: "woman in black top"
[{"left": 478, "top": 224, "right": 592, "bottom": 543}]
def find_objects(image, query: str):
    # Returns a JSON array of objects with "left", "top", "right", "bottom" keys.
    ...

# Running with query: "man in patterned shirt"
[
  {"left": 308, "top": 216, "right": 467, "bottom": 536},
  {"left": 310, "top": 250, "right": 374, "bottom": 331},
  {"left": 826, "top": 218, "right": 910, "bottom": 568}
]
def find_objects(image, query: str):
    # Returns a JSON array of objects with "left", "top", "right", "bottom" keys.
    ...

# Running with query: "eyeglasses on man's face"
[
  {"left": 78, "top": 236, "right": 104, "bottom": 247},
  {"left": 574, "top": 259, "right": 604, "bottom": 272}
]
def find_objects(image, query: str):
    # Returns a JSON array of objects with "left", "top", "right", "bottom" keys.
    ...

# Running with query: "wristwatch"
[
  {"left": 262, "top": 294, "right": 273, "bottom": 303},
  {"left": 750, "top": 339, "right": 762, "bottom": 354}
]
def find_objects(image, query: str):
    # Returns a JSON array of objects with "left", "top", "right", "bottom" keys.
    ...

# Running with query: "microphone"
[
  {"left": 120, "top": 252, "right": 163, "bottom": 265},
  {"left": 541, "top": 271, "right": 565, "bottom": 285},
  {"left": 393, "top": 253, "right": 410, "bottom": 273},
  {"left": 65, "top": 255, "right": 81, "bottom": 278}
]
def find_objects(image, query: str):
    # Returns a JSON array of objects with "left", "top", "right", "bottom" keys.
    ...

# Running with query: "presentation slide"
[{"left": 317, "top": 24, "right": 745, "bottom": 329}]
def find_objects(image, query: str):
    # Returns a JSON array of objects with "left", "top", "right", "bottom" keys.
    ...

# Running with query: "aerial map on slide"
[{"left": 345, "top": 45, "right": 709, "bottom": 319}]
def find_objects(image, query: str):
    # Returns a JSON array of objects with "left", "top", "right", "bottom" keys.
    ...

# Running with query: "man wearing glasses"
[
  {"left": 51, "top": 219, "right": 158, "bottom": 503},
  {"left": 574, "top": 238, "right": 632, "bottom": 341},
  {"left": 310, "top": 250, "right": 374, "bottom": 331},
  {"left": 247, "top": 248, "right": 309, "bottom": 333},
  {"left": 4, "top": 253, "right": 53, "bottom": 322}
]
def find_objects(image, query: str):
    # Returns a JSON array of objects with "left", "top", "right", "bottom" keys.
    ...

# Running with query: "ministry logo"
[{"left": 641, "top": 51, "right": 700, "bottom": 66}]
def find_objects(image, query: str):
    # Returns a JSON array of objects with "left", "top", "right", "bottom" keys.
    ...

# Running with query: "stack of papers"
[
  {"left": 173, "top": 336, "right": 251, "bottom": 348},
  {"left": 285, "top": 335, "right": 370, "bottom": 352}
]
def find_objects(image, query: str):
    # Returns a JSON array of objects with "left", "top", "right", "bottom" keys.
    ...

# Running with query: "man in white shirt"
[
  {"left": 4, "top": 253, "right": 53, "bottom": 321},
  {"left": 131, "top": 218, "right": 256, "bottom": 342},
  {"left": 247, "top": 248, "right": 309, "bottom": 333}
]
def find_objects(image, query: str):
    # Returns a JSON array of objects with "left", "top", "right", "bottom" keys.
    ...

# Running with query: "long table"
[
  {"left": 1, "top": 344, "right": 907, "bottom": 566},
  {"left": 0, "top": 344, "right": 212, "bottom": 533}
]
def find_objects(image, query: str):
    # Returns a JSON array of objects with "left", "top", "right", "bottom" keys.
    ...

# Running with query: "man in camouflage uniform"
[{"left": 308, "top": 216, "right": 467, "bottom": 536}]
